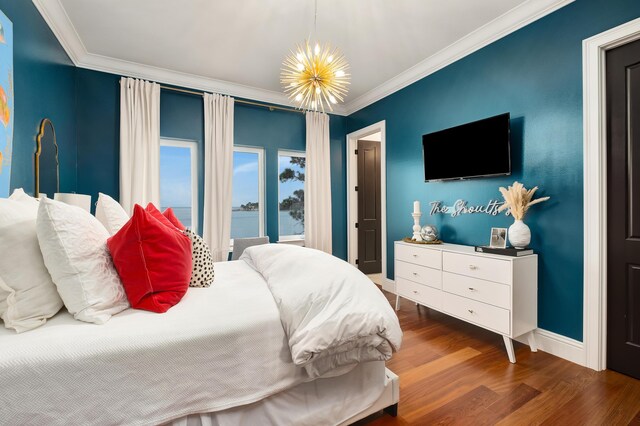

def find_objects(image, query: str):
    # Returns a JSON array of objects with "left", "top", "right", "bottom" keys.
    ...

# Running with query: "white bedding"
[
  {"left": 168, "top": 361, "right": 389, "bottom": 426},
  {"left": 241, "top": 244, "right": 402, "bottom": 378},
  {"left": 0, "top": 261, "right": 308, "bottom": 426}
]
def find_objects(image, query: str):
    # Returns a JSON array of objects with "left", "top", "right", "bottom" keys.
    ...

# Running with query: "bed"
[{"left": 0, "top": 245, "right": 401, "bottom": 425}]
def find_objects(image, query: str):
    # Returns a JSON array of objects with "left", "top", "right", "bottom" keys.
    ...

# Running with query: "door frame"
[
  {"left": 583, "top": 17, "right": 640, "bottom": 371},
  {"left": 346, "top": 121, "right": 389, "bottom": 290}
]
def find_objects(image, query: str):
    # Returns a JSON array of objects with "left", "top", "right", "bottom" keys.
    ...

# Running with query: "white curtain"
[
  {"left": 119, "top": 77, "right": 161, "bottom": 214},
  {"left": 304, "top": 112, "right": 332, "bottom": 253},
  {"left": 203, "top": 93, "right": 235, "bottom": 261}
]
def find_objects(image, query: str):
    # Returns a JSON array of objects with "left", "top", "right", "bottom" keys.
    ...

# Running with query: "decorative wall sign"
[
  {"left": 0, "top": 8, "right": 13, "bottom": 197},
  {"left": 429, "top": 199, "right": 509, "bottom": 217}
]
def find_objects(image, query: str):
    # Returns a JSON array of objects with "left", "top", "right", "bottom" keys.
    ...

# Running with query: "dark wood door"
[
  {"left": 357, "top": 140, "right": 382, "bottom": 274},
  {"left": 606, "top": 38, "right": 640, "bottom": 380}
]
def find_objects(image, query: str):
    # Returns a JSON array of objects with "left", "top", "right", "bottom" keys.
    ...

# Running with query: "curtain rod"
[{"left": 159, "top": 85, "right": 304, "bottom": 114}]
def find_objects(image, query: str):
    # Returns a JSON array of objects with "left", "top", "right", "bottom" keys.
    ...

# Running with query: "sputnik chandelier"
[{"left": 281, "top": 0, "right": 350, "bottom": 112}]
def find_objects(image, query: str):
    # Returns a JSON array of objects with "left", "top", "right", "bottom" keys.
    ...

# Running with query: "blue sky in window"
[
  {"left": 160, "top": 145, "right": 192, "bottom": 207},
  {"left": 278, "top": 155, "right": 304, "bottom": 203},
  {"left": 233, "top": 151, "right": 259, "bottom": 207}
]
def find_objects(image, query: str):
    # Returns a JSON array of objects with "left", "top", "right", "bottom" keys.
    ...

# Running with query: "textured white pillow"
[
  {"left": 95, "top": 192, "right": 129, "bottom": 235},
  {"left": 9, "top": 188, "right": 40, "bottom": 211},
  {"left": 37, "top": 197, "right": 129, "bottom": 324},
  {"left": 0, "top": 198, "right": 63, "bottom": 333}
]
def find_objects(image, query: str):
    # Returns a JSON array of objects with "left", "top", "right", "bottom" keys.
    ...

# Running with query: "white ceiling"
[{"left": 34, "top": 0, "right": 573, "bottom": 115}]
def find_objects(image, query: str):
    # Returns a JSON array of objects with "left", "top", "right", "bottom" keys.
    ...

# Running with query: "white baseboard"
[
  {"left": 382, "top": 278, "right": 396, "bottom": 293},
  {"left": 516, "top": 328, "right": 585, "bottom": 366}
]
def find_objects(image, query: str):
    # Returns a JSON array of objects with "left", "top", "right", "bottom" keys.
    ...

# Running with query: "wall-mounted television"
[{"left": 422, "top": 113, "right": 511, "bottom": 182}]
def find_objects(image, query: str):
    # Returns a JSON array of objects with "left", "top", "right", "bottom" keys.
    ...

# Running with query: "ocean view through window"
[
  {"left": 278, "top": 151, "right": 305, "bottom": 239},
  {"left": 231, "top": 147, "right": 264, "bottom": 239},
  {"left": 160, "top": 139, "right": 197, "bottom": 231}
]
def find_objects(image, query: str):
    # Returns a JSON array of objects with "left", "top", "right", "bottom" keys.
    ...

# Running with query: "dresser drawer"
[
  {"left": 443, "top": 272, "right": 511, "bottom": 309},
  {"left": 442, "top": 252, "right": 512, "bottom": 285},
  {"left": 443, "top": 292, "right": 510, "bottom": 335},
  {"left": 395, "top": 244, "right": 441, "bottom": 269},
  {"left": 396, "top": 278, "right": 442, "bottom": 310},
  {"left": 396, "top": 260, "right": 442, "bottom": 289}
]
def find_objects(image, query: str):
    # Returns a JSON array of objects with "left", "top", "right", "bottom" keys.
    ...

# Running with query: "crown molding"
[
  {"left": 31, "top": 0, "right": 348, "bottom": 116},
  {"left": 342, "top": 0, "right": 575, "bottom": 115},
  {"left": 34, "top": 0, "right": 572, "bottom": 117},
  {"left": 33, "top": 0, "right": 87, "bottom": 64}
]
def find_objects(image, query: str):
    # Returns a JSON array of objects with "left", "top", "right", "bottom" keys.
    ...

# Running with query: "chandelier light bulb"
[
  {"left": 315, "top": 87, "right": 321, "bottom": 94},
  {"left": 329, "top": 95, "right": 336, "bottom": 104},
  {"left": 296, "top": 52, "right": 304, "bottom": 61},
  {"left": 327, "top": 55, "right": 334, "bottom": 63},
  {"left": 295, "top": 93, "right": 303, "bottom": 101},
  {"left": 297, "top": 63, "right": 304, "bottom": 71},
  {"left": 314, "top": 44, "right": 320, "bottom": 55},
  {"left": 335, "top": 69, "right": 345, "bottom": 77}
]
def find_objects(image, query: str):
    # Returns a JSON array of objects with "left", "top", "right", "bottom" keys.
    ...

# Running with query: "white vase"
[{"left": 508, "top": 220, "right": 531, "bottom": 249}]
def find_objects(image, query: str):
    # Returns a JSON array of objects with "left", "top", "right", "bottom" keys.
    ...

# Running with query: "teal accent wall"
[
  {"left": 347, "top": 0, "right": 640, "bottom": 341},
  {"left": 74, "top": 70, "right": 348, "bottom": 257},
  {"left": 0, "top": 1, "right": 76, "bottom": 194}
]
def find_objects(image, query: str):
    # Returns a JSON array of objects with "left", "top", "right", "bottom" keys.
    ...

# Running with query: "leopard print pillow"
[{"left": 183, "top": 229, "right": 214, "bottom": 288}]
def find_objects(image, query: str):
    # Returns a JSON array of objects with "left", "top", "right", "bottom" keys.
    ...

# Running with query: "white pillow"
[
  {"left": 36, "top": 197, "right": 129, "bottom": 324},
  {"left": 9, "top": 188, "right": 40, "bottom": 212},
  {"left": 95, "top": 192, "right": 129, "bottom": 235},
  {"left": 0, "top": 198, "right": 63, "bottom": 333}
]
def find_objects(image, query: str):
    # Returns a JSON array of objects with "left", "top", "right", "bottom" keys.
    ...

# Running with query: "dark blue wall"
[
  {"left": 347, "top": 0, "right": 640, "bottom": 341},
  {"left": 74, "top": 70, "right": 348, "bottom": 257},
  {"left": 75, "top": 69, "right": 119, "bottom": 203},
  {"left": 1, "top": 1, "right": 76, "bottom": 194}
]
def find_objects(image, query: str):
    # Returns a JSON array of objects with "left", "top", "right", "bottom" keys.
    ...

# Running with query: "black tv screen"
[{"left": 422, "top": 113, "right": 511, "bottom": 181}]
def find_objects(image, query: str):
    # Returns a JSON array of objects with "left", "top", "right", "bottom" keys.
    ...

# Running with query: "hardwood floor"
[{"left": 367, "top": 290, "right": 640, "bottom": 425}]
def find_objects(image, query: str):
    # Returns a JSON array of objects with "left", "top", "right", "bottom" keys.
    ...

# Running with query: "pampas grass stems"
[{"left": 497, "top": 181, "right": 550, "bottom": 221}]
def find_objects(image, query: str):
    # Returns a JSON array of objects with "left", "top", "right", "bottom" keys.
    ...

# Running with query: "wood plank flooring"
[{"left": 365, "top": 290, "right": 640, "bottom": 425}]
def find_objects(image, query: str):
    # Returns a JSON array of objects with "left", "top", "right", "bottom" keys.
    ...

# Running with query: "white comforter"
[
  {"left": 241, "top": 244, "right": 402, "bottom": 378},
  {"left": 0, "top": 261, "right": 307, "bottom": 426}
]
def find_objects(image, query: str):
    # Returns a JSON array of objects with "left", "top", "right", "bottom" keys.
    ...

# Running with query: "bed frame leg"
[{"left": 383, "top": 403, "right": 398, "bottom": 417}]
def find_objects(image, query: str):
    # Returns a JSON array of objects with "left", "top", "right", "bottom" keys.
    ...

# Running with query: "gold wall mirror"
[{"left": 35, "top": 118, "right": 60, "bottom": 198}]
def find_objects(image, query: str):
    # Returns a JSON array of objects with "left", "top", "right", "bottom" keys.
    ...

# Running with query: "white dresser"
[{"left": 394, "top": 241, "right": 538, "bottom": 363}]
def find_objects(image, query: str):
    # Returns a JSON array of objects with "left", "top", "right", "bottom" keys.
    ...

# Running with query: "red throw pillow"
[
  {"left": 145, "top": 203, "right": 178, "bottom": 229},
  {"left": 107, "top": 204, "right": 192, "bottom": 313},
  {"left": 162, "top": 207, "right": 186, "bottom": 231}
]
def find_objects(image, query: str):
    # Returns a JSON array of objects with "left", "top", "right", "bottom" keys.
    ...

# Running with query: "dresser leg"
[
  {"left": 395, "top": 295, "right": 400, "bottom": 311},
  {"left": 527, "top": 331, "right": 538, "bottom": 352},
  {"left": 503, "top": 336, "right": 516, "bottom": 363}
]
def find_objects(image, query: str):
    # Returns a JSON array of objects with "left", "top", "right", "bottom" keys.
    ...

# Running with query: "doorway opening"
[{"left": 346, "top": 121, "right": 389, "bottom": 291}]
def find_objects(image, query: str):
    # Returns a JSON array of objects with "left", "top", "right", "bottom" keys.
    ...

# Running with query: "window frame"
[
  {"left": 277, "top": 149, "right": 306, "bottom": 242},
  {"left": 231, "top": 146, "right": 266, "bottom": 245},
  {"left": 159, "top": 138, "right": 199, "bottom": 233}
]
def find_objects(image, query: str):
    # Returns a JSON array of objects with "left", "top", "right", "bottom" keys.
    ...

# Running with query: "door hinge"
[
  {"left": 355, "top": 186, "right": 358, "bottom": 191},
  {"left": 355, "top": 259, "right": 359, "bottom": 264},
  {"left": 355, "top": 149, "right": 359, "bottom": 155},
  {"left": 355, "top": 223, "right": 359, "bottom": 228}
]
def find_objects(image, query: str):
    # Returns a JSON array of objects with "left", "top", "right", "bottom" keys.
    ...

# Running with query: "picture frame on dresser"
[{"left": 394, "top": 240, "right": 538, "bottom": 363}]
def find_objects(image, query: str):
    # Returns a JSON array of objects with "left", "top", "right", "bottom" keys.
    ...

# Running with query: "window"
[
  {"left": 231, "top": 147, "right": 264, "bottom": 240},
  {"left": 159, "top": 139, "right": 198, "bottom": 232},
  {"left": 278, "top": 151, "right": 305, "bottom": 240}
]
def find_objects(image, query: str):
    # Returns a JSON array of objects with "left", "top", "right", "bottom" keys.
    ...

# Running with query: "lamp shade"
[{"left": 54, "top": 193, "right": 92, "bottom": 212}]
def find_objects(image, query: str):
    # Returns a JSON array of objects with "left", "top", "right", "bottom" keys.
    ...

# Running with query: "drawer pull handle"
[
  {"left": 412, "top": 254, "right": 419, "bottom": 258},
  {"left": 469, "top": 265, "right": 478, "bottom": 270},
  {"left": 468, "top": 287, "right": 476, "bottom": 291},
  {"left": 412, "top": 272, "right": 418, "bottom": 276},
  {"left": 412, "top": 290, "right": 419, "bottom": 294},
  {"left": 468, "top": 309, "right": 474, "bottom": 314}
]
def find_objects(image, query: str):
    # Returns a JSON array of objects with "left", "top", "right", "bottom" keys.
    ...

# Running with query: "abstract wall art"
[{"left": 0, "top": 8, "right": 13, "bottom": 197}]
